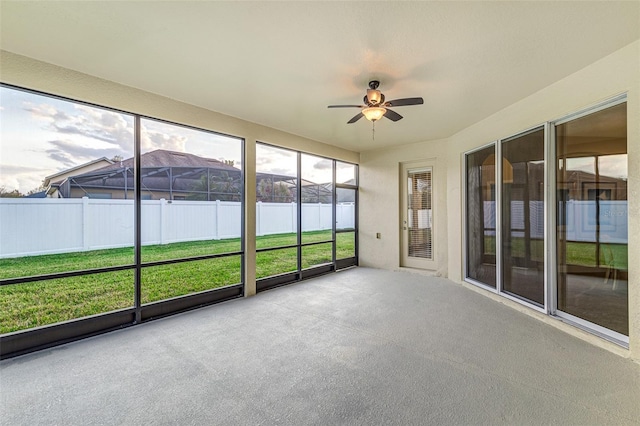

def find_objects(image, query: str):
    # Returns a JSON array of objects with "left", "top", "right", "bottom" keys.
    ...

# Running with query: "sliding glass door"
[
  {"left": 464, "top": 97, "right": 628, "bottom": 342},
  {"left": 255, "top": 144, "right": 299, "bottom": 281},
  {"left": 556, "top": 102, "right": 628, "bottom": 337},
  {"left": 301, "top": 153, "right": 334, "bottom": 270}
]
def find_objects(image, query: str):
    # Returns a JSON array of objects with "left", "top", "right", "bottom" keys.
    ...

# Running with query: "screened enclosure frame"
[
  {"left": 0, "top": 84, "right": 246, "bottom": 359},
  {"left": 255, "top": 142, "right": 358, "bottom": 292},
  {"left": 463, "top": 94, "right": 629, "bottom": 347}
]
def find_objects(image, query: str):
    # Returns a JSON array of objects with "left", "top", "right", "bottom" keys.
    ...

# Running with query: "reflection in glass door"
[
  {"left": 465, "top": 146, "right": 497, "bottom": 288},
  {"left": 556, "top": 102, "right": 628, "bottom": 337},
  {"left": 501, "top": 128, "right": 545, "bottom": 306}
]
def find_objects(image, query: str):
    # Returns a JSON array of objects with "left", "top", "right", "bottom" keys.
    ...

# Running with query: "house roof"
[
  {"left": 45, "top": 157, "right": 114, "bottom": 183},
  {"left": 48, "top": 150, "right": 242, "bottom": 198},
  {"left": 87, "top": 149, "right": 238, "bottom": 174},
  {"left": 1, "top": 2, "right": 637, "bottom": 152}
]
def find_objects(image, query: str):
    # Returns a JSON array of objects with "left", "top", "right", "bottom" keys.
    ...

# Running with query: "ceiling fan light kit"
[
  {"left": 328, "top": 80, "right": 424, "bottom": 139},
  {"left": 362, "top": 106, "right": 386, "bottom": 122}
]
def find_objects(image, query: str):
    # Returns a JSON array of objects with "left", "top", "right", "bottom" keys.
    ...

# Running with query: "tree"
[
  {"left": 257, "top": 178, "right": 293, "bottom": 203},
  {"left": 187, "top": 171, "right": 241, "bottom": 201},
  {"left": 210, "top": 171, "right": 241, "bottom": 201},
  {"left": 0, "top": 186, "right": 23, "bottom": 198}
]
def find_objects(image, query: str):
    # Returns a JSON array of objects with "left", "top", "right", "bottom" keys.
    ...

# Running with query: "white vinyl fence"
[
  {"left": 482, "top": 200, "right": 627, "bottom": 243},
  {"left": 0, "top": 198, "right": 355, "bottom": 259}
]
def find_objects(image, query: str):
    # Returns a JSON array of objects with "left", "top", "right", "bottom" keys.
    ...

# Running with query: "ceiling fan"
[{"left": 327, "top": 80, "right": 424, "bottom": 124}]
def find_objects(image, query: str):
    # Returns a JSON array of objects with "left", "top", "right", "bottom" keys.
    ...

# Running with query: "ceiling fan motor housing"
[
  {"left": 366, "top": 80, "right": 383, "bottom": 105},
  {"left": 365, "top": 89, "right": 384, "bottom": 106}
]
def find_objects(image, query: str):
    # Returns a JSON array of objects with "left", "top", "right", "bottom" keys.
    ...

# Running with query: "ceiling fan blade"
[
  {"left": 384, "top": 97, "right": 424, "bottom": 107},
  {"left": 328, "top": 105, "right": 364, "bottom": 108},
  {"left": 347, "top": 112, "right": 364, "bottom": 124},
  {"left": 383, "top": 109, "right": 403, "bottom": 122}
]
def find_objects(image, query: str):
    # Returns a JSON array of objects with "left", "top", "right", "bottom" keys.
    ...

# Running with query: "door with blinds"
[{"left": 401, "top": 162, "right": 436, "bottom": 269}]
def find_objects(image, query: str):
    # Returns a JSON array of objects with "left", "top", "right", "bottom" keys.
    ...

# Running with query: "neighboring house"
[
  {"left": 558, "top": 169, "right": 628, "bottom": 202},
  {"left": 55, "top": 149, "right": 242, "bottom": 201},
  {"left": 24, "top": 190, "right": 47, "bottom": 198},
  {"left": 45, "top": 157, "right": 115, "bottom": 198},
  {"left": 52, "top": 149, "right": 337, "bottom": 203}
]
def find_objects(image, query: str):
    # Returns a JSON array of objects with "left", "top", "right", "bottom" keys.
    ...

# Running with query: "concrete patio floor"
[{"left": 1, "top": 267, "right": 639, "bottom": 425}]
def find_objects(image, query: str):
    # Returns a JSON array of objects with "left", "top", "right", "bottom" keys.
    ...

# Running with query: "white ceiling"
[{"left": 1, "top": 1, "right": 638, "bottom": 152}]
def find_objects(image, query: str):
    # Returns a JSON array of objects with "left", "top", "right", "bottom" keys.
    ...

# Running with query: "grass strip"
[{"left": 1, "top": 231, "right": 356, "bottom": 333}]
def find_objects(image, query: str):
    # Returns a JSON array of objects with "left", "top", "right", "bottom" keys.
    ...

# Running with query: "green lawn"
[
  {"left": 484, "top": 236, "right": 628, "bottom": 270},
  {"left": 0, "top": 231, "right": 356, "bottom": 334}
]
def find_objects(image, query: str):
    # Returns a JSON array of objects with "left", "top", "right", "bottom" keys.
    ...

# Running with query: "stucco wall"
[
  {"left": 360, "top": 40, "right": 640, "bottom": 360},
  {"left": 359, "top": 139, "right": 449, "bottom": 276}
]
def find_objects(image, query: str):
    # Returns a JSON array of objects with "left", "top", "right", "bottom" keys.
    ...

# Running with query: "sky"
[
  {"left": 565, "top": 155, "right": 627, "bottom": 180},
  {"left": 0, "top": 86, "right": 350, "bottom": 193}
]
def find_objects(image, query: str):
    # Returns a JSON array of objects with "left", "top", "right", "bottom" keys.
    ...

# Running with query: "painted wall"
[
  {"left": 359, "top": 139, "right": 449, "bottom": 276},
  {"left": 360, "top": 40, "right": 640, "bottom": 360}
]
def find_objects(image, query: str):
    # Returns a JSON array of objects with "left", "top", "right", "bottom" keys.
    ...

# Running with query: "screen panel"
[
  {"left": 301, "top": 154, "right": 333, "bottom": 244},
  {"left": 0, "top": 86, "right": 135, "bottom": 278}
]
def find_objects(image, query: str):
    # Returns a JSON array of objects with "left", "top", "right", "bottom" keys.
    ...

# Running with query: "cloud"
[
  {"left": 23, "top": 102, "right": 134, "bottom": 152},
  {"left": 21, "top": 101, "right": 138, "bottom": 167},
  {"left": 0, "top": 164, "right": 44, "bottom": 175},
  {"left": 141, "top": 129, "right": 187, "bottom": 152},
  {"left": 45, "top": 139, "right": 128, "bottom": 168},
  {"left": 45, "top": 150, "right": 77, "bottom": 169},
  {"left": 313, "top": 160, "right": 332, "bottom": 170},
  {"left": 265, "top": 167, "right": 297, "bottom": 177},
  {"left": 256, "top": 156, "right": 275, "bottom": 168},
  {"left": 0, "top": 164, "right": 52, "bottom": 193},
  {"left": 24, "top": 102, "right": 71, "bottom": 122},
  {"left": 256, "top": 146, "right": 297, "bottom": 175},
  {"left": 598, "top": 154, "right": 627, "bottom": 179},
  {"left": 22, "top": 100, "right": 194, "bottom": 166}
]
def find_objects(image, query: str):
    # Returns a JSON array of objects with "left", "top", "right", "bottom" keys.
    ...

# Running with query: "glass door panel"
[
  {"left": 407, "top": 168, "right": 433, "bottom": 259},
  {"left": 336, "top": 161, "right": 357, "bottom": 185},
  {"left": 336, "top": 188, "right": 356, "bottom": 230},
  {"left": 556, "top": 102, "right": 628, "bottom": 336},
  {"left": 256, "top": 144, "right": 298, "bottom": 249},
  {"left": 501, "top": 128, "right": 545, "bottom": 306},
  {"left": 302, "top": 242, "right": 333, "bottom": 269},
  {"left": 301, "top": 154, "right": 333, "bottom": 244},
  {"left": 465, "top": 146, "right": 497, "bottom": 288},
  {"left": 336, "top": 232, "right": 356, "bottom": 259}
]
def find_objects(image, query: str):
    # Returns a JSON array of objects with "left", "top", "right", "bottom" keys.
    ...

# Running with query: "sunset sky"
[{"left": 1, "top": 86, "right": 349, "bottom": 194}]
